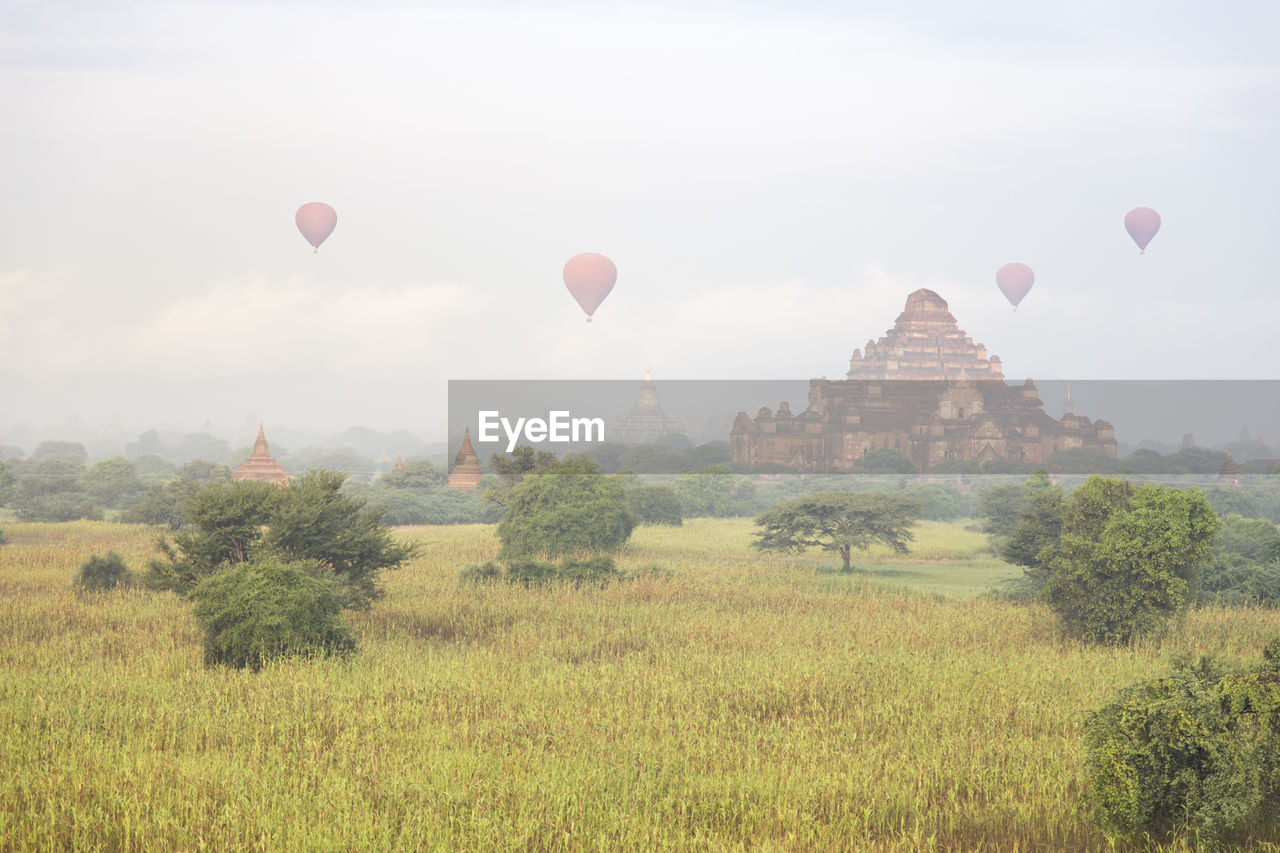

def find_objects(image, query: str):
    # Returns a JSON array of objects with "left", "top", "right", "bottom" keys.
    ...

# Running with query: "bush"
[
  {"left": 497, "top": 458, "right": 634, "bottom": 559},
  {"left": 460, "top": 556, "right": 624, "bottom": 588},
  {"left": 1042, "top": 477, "right": 1218, "bottom": 644},
  {"left": 76, "top": 551, "right": 134, "bottom": 591},
  {"left": 1198, "top": 514, "right": 1280, "bottom": 606},
  {"left": 1084, "top": 645, "right": 1280, "bottom": 844},
  {"left": 122, "top": 479, "right": 199, "bottom": 529},
  {"left": 625, "top": 485, "right": 683, "bottom": 525},
  {"left": 192, "top": 556, "right": 355, "bottom": 671}
]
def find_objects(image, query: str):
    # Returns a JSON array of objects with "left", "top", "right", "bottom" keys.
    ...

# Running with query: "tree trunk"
[{"left": 840, "top": 546, "right": 851, "bottom": 572}]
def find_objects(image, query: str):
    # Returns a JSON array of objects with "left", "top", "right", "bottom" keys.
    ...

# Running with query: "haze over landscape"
[{"left": 3, "top": 1, "right": 1278, "bottom": 446}]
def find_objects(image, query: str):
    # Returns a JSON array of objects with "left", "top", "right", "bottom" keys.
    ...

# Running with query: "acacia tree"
[{"left": 753, "top": 492, "right": 921, "bottom": 572}]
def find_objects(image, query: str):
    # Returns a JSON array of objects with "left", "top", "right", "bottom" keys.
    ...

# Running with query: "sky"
[{"left": 2, "top": 0, "right": 1278, "bottom": 446}]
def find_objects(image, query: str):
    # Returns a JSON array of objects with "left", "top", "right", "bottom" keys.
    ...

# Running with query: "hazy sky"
[{"left": 2, "top": 1, "right": 1278, "bottom": 440}]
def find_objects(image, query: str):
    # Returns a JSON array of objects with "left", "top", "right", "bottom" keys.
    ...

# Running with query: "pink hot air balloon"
[
  {"left": 295, "top": 202, "right": 337, "bottom": 253},
  {"left": 996, "top": 262, "right": 1034, "bottom": 310},
  {"left": 1124, "top": 207, "right": 1161, "bottom": 253},
  {"left": 562, "top": 253, "right": 617, "bottom": 322}
]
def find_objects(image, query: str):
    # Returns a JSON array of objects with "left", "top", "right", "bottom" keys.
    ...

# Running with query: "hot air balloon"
[
  {"left": 563, "top": 253, "right": 617, "bottom": 322},
  {"left": 1124, "top": 207, "right": 1161, "bottom": 253},
  {"left": 295, "top": 202, "right": 337, "bottom": 253},
  {"left": 996, "top": 262, "right": 1034, "bottom": 310}
]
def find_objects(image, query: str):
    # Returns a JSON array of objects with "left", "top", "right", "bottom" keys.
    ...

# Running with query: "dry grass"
[{"left": 2, "top": 519, "right": 1278, "bottom": 850}]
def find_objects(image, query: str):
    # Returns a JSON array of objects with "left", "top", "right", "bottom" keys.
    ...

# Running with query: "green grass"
[{"left": 2, "top": 519, "right": 1278, "bottom": 850}]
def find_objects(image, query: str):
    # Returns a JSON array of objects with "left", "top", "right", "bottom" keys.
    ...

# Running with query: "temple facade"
[
  {"left": 447, "top": 428, "right": 482, "bottom": 490},
  {"left": 731, "top": 289, "right": 1117, "bottom": 471},
  {"left": 232, "top": 425, "right": 291, "bottom": 485}
]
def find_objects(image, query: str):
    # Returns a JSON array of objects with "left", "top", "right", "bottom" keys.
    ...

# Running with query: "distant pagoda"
[
  {"left": 232, "top": 424, "right": 291, "bottom": 486},
  {"left": 610, "top": 367, "right": 690, "bottom": 444},
  {"left": 1219, "top": 449, "right": 1240, "bottom": 486},
  {"left": 447, "top": 428, "right": 482, "bottom": 490}
]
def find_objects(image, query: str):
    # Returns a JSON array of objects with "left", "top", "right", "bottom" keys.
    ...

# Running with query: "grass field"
[{"left": 3, "top": 518, "right": 1279, "bottom": 850}]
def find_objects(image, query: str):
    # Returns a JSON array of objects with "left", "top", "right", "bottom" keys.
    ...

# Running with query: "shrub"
[
  {"left": 1041, "top": 477, "right": 1218, "bottom": 644},
  {"left": 76, "top": 551, "right": 134, "bottom": 591},
  {"left": 192, "top": 556, "right": 355, "bottom": 671},
  {"left": 625, "top": 485, "right": 683, "bottom": 526},
  {"left": 1084, "top": 644, "right": 1280, "bottom": 844},
  {"left": 460, "top": 556, "right": 624, "bottom": 588},
  {"left": 496, "top": 458, "right": 634, "bottom": 558}
]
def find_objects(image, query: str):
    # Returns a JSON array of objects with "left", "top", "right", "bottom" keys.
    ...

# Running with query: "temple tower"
[
  {"left": 447, "top": 428, "right": 482, "bottom": 490},
  {"left": 231, "top": 424, "right": 291, "bottom": 486}
]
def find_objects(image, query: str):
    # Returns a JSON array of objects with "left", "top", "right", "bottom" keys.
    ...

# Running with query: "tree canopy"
[
  {"left": 753, "top": 491, "right": 921, "bottom": 571},
  {"left": 145, "top": 471, "right": 415, "bottom": 609},
  {"left": 495, "top": 457, "right": 635, "bottom": 559},
  {"left": 1041, "top": 476, "right": 1218, "bottom": 644}
]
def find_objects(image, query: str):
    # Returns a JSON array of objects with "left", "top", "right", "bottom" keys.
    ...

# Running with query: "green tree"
[
  {"left": 484, "top": 446, "right": 558, "bottom": 506},
  {"left": 131, "top": 454, "right": 176, "bottom": 485},
  {"left": 850, "top": 448, "right": 918, "bottom": 474},
  {"left": 0, "top": 461, "right": 15, "bottom": 505},
  {"left": 1084, "top": 642, "right": 1280, "bottom": 844},
  {"left": 1001, "top": 471, "right": 1064, "bottom": 574},
  {"left": 81, "top": 457, "right": 146, "bottom": 509},
  {"left": 265, "top": 470, "right": 416, "bottom": 609},
  {"left": 175, "top": 459, "right": 232, "bottom": 484},
  {"left": 1199, "top": 514, "right": 1280, "bottom": 605},
  {"left": 31, "top": 440, "right": 87, "bottom": 466},
  {"left": 122, "top": 478, "right": 199, "bottom": 530},
  {"left": 624, "top": 484, "right": 683, "bottom": 526},
  {"left": 192, "top": 555, "right": 356, "bottom": 671},
  {"left": 753, "top": 491, "right": 921, "bottom": 572},
  {"left": 674, "top": 465, "right": 752, "bottom": 518},
  {"left": 76, "top": 551, "right": 135, "bottom": 592},
  {"left": 145, "top": 472, "right": 414, "bottom": 610},
  {"left": 1041, "top": 476, "right": 1218, "bottom": 644},
  {"left": 496, "top": 457, "right": 635, "bottom": 559},
  {"left": 378, "top": 459, "right": 447, "bottom": 489},
  {"left": 977, "top": 481, "right": 1029, "bottom": 539}
]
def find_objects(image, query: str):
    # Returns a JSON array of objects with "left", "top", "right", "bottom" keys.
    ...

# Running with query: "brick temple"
[
  {"left": 731, "top": 289, "right": 1117, "bottom": 471},
  {"left": 446, "top": 428, "right": 482, "bottom": 490},
  {"left": 231, "top": 424, "right": 291, "bottom": 485}
]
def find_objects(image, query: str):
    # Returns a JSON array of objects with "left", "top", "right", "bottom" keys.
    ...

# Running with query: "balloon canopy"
[
  {"left": 563, "top": 253, "right": 617, "bottom": 322},
  {"left": 1124, "top": 207, "right": 1161, "bottom": 252},
  {"left": 996, "top": 262, "right": 1035, "bottom": 309},
  {"left": 295, "top": 203, "right": 337, "bottom": 253}
]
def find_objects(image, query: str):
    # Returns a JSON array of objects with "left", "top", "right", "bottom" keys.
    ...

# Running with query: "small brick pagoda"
[
  {"left": 447, "top": 428, "right": 482, "bottom": 490},
  {"left": 232, "top": 424, "right": 291, "bottom": 486}
]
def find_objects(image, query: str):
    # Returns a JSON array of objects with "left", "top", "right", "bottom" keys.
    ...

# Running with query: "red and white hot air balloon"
[
  {"left": 1124, "top": 207, "right": 1161, "bottom": 253},
  {"left": 996, "top": 262, "right": 1035, "bottom": 310},
  {"left": 562, "top": 253, "right": 617, "bottom": 322},
  {"left": 295, "top": 202, "right": 337, "bottom": 253}
]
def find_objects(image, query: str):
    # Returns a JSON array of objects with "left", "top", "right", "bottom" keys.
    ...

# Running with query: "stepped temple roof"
[
  {"left": 732, "top": 290, "right": 1116, "bottom": 472},
  {"left": 232, "top": 424, "right": 290, "bottom": 486},
  {"left": 447, "top": 428, "right": 482, "bottom": 490},
  {"left": 846, "top": 289, "right": 1003, "bottom": 380}
]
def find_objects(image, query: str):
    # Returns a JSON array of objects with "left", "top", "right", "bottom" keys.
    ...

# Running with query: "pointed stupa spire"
[
  {"left": 447, "top": 427, "right": 482, "bottom": 490},
  {"left": 252, "top": 423, "right": 270, "bottom": 456}
]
